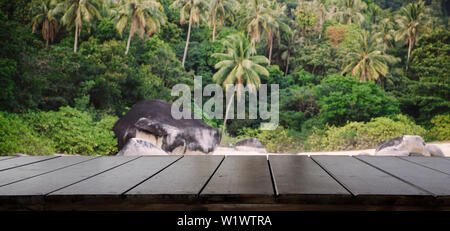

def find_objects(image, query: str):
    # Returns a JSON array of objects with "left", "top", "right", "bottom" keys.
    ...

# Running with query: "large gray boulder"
[
  {"left": 375, "top": 135, "right": 432, "bottom": 156},
  {"left": 116, "top": 138, "right": 168, "bottom": 156},
  {"left": 425, "top": 144, "right": 445, "bottom": 157},
  {"left": 234, "top": 138, "right": 267, "bottom": 153},
  {"left": 113, "top": 99, "right": 221, "bottom": 155}
]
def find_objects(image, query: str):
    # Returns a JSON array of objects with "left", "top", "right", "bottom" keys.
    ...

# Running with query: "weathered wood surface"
[
  {"left": 0, "top": 156, "right": 17, "bottom": 162},
  {"left": 0, "top": 156, "right": 95, "bottom": 187},
  {"left": 50, "top": 156, "right": 179, "bottom": 195},
  {"left": 312, "top": 156, "right": 429, "bottom": 196},
  {"left": 0, "top": 155, "right": 449, "bottom": 211},
  {"left": 399, "top": 156, "right": 450, "bottom": 175},
  {"left": 269, "top": 155, "right": 351, "bottom": 204},
  {"left": 200, "top": 156, "right": 274, "bottom": 203},
  {"left": 0, "top": 156, "right": 138, "bottom": 196},
  {"left": 357, "top": 156, "right": 450, "bottom": 196},
  {"left": 126, "top": 155, "right": 223, "bottom": 201},
  {"left": 0, "top": 156, "right": 58, "bottom": 172}
]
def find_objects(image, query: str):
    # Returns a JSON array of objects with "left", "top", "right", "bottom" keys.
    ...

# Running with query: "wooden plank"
[
  {"left": 0, "top": 156, "right": 139, "bottom": 196},
  {"left": 269, "top": 155, "right": 350, "bottom": 196},
  {"left": 311, "top": 156, "right": 428, "bottom": 196},
  {"left": 126, "top": 155, "right": 223, "bottom": 200},
  {"left": 200, "top": 156, "right": 274, "bottom": 203},
  {"left": 0, "top": 156, "right": 16, "bottom": 162},
  {"left": 399, "top": 156, "right": 450, "bottom": 175},
  {"left": 0, "top": 156, "right": 58, "bottom": 171},
  {"left": 49, "top": 156, "right": 180, "bottom": 195},
  {"left": 357, "top": 156, "right": 450, "bottom": 196},
  {"left": 0, "top": 156, "right": 96, "bottom": 187}
]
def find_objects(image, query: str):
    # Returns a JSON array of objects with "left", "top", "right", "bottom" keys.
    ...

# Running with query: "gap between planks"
[
  {"left": 196, "top": 156, "right": 225, "bottom": 196},
  {"left": 309, "top": 156, "right": 356, "bottom": 196},
  {"left": 0, "top": 156, "right": 17, "bottom": 162},
  {"left": 44, "top": 156, "right": 142, "bottom": 196},
  {"left": 398, "top": 156, "right": 450, "bottom": 176},
  {"left": 121, "top": 155, "right": 184, "bottom": 195},
  {"left": 0, "top": 156, "right": 102, "bottom": 188},
  {"left": 0, "top": 156, "right": 60, "bottom": 172},
  {"left": 353, "top": 156, "right": 436, "bottom": 196}
]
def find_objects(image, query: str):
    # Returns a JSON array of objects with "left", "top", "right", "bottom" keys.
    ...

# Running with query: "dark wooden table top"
[{"left": 0, "top": 155, "right": 449, "bottom": 211}]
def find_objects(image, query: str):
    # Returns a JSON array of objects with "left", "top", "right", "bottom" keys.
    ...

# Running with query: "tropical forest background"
[{"left": 0, "top": 0, "right": 449, "bottom": 155}]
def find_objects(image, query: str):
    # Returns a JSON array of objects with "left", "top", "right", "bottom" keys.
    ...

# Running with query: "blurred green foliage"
[
  {"left": 429, "top": 114, "right": 450, "bottom": 141},
  {"left": 0, "top": 0, "right": 449, "bottom": 155},
  {"left": 0, "top": 112, "right": 55, "bottom": 156},
  {"left": 304, "top": 115, "right": 428, "bottom": 151},
  {"left": 0, "top": 107, "right": 118, "bottom": 156}
]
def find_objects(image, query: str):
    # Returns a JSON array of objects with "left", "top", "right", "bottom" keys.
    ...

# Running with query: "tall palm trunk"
[
  {"left": 212, "top": 14, "right": 217, "bottom": 42},
  {"left": 182, "top": 9, "right": 194, "bottom": 67},
  {"left": 268, "top": 38, "right": 273, "bottom": 66},
  {"left": 221, "top": 89, "right": 235, "bottom": 135},
  {"left": 407, "top": 38, "right": 413, "bottom": 61},
  {"left": 318, "top": 15, "right": 324, "bottom": 39},
  {"left": 406, "top": 37, "right": 413, "bottom": 72},
  {"left": 125, "top": 30, "right": 133, "bottom": 54},
  {"left": 74, "top": 23, "right": 79, "bottom": 53},
  {"left": 284, "top": 51, "right": 290, "bottom": 76},
  {"left": 44, "top": 19, "right": 49, "bottom": 48}
]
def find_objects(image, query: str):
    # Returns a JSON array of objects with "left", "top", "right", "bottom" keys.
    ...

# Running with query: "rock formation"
[
  {"left": 113, "top": 100, "right": 221, "bottom": 155},
  {"left": 375, "top": 135, "right": 444, "bottom": 157}
]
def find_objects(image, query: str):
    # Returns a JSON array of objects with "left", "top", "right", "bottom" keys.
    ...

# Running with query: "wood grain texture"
[
  {"left": 200, "top": 156, "right": 274, "bottom": 203},
  {"left": 126, "top": 155, "right": 223, "bottom": 198},
  {"left": 0, "top": 156, "right": 95, "bottom": 187},
  {"left": 357, "top": 156, "right": 450, "bottom": 196},
  {"left": 0, "top": 156, "right": 139, "bottom": 196},
  {"left": 399, "top": 157, "right": 450, "bottom": 175},
  {"left": 311, "top": 156, "right": 429, "bottom": 196},
  {"left": 49, "top": 156, "right": 180, "bottom": 195},
  {"left": 270, "top": 155, "right": 349, "bottom": 195},
  {"left": 0, "top": 156, "right": 58, "bottom": 172},
  {"left": 0, "top": 155, "right": 449, "bottom": 211}
]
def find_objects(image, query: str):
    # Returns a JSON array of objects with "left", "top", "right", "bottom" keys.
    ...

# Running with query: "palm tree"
[
  {"left": 31, "top": 0, "right": 60, "bottom": 48},
  {"left": 209, "top": 0, "right": 236, "bottom": 42},
  {"left": 333, "top": 0, "right": 366, "bottom": 25},
  {"left": 395, "top": 0, "right": 429, "bottom": 67},
  {"left": 237, "top": 0, "right": 272, "bottom": 53},
  {"left": 280, "top": 28, "right": 303, "bottom": 76},
  {"left": 56, "top": 0, "right": 102, "bottom": 53},
  {"left": 113, "top": 0, "right": 166, "bottom": 54},
  {"left": 265, "top": 1, "right": 288, "bottom": 65},
  {"left": 342, "top": 30, "right": 399, "bottom": 82},
  {"left": 376, "top": 18, "right": 395, "bottom": 50},
  {"left": 171, "top": 0, "right": 210, "bottom": 67},
  {"left": 211, "top": 33, "right": 269, "bottom": 134},
  {"left": 313, "top": 0, "right": 331, "bottom": 39},
  {"left": 364, "top": 3, "right": 383, "bottom": 26},
  {"left": 100, "top": 0, "right": 119, "bottom": 17}
]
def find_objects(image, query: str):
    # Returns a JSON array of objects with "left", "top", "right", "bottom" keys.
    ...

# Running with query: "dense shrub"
[
  {"left": 429, "top": 114, "right": 450, "bottom": 141},
  {"left": 21, "top": 107, "right": 118, "bottom": 155},
  {"left": 292, "top": 42, "right": 344, "bottom": 76},
  {"left": 237, "top": 126, "right": 300, "bottom": 153},
  {"left": 0, "top": 112, "right": 55, "bottom": 155},
  {"left": 405, "top": 29, "right": 450, "bottom": 124},
  {"left": 315, "top": 75, "right": 401, "bottom": 126},
  {"left": 279, "top": 86, "right": 319, "bottom": 131},
  {"left": 304, "top": 115, "right": 427, "bottom": 151},
  {"left": 5, "top": 34, "right": 191, "bottom": 116}
]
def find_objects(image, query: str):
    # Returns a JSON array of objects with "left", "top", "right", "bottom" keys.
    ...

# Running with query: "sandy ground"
[{"left": 212, "top": 142, "right": 450, "bottom": 157}]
